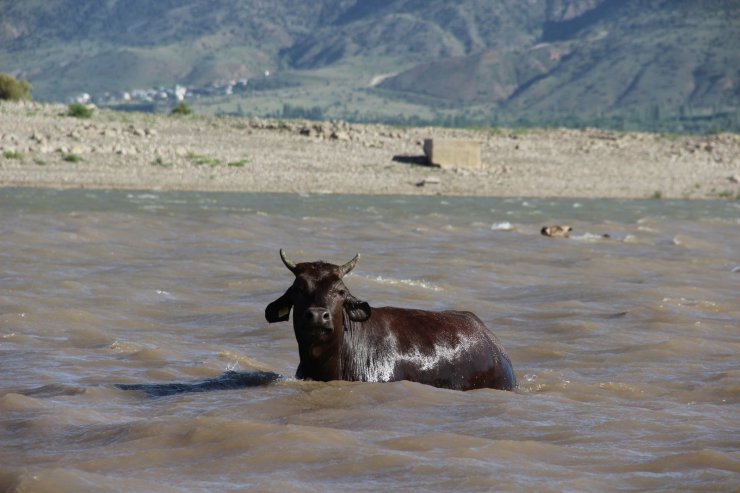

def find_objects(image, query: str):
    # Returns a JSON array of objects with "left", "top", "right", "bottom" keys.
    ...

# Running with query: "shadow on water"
[{"left": 116, "top": 370, "right": 283, "bottom": 397}]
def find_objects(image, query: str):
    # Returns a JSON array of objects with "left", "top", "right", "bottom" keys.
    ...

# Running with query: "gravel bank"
[{"left": 2, "top": 102, "right": 739, "bottom": 199}]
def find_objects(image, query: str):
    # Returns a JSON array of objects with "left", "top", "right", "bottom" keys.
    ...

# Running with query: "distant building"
[
  {"left": 174, "top": 85, "right": 187, "bottom": 101},
  {"left": 73, "top": 93, "right": 91, "bottom": 104}
]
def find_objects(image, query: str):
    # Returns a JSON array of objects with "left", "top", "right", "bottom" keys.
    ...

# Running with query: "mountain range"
[{"left": 1, "top": 0, "right": 738, "bottom": 132}]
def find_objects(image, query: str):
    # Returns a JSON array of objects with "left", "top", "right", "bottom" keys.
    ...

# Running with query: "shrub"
[
  {"left": 0, "top": 73, "right": 32, "bottom": 101},
  {"left": 171, "top": 102, "right": 193, "bottom": 116},
  {"left": 67, "top": 103, "right": 93, "bottom": 118},
  {"left": 63, "top": 153, "right": 82, "bottom": 163},
  {"left": 3, "top": 149, "right": 23, "bottom": 160},
  {"left": 716, "top": 190, "right": 734, "bottom": 199},
  {"left": 227, "top": 158, "right": 250, "bottom": 167},
  {"left": 186, "top": 152, "right": 220, "bottom": 166}
]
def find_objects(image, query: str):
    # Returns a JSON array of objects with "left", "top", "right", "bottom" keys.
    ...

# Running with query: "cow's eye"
[{"left": 337, "top": 289, "right": 346, "bottom": 296}]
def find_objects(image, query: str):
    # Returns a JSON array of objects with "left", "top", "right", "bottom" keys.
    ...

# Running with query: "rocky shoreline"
[{"left": 1, "top": 101, "right": 739, "bottom": 199}]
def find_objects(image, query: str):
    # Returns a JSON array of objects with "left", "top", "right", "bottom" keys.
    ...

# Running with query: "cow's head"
[{"left": 265, "top": 250, "right": 371, "bottom": 347}]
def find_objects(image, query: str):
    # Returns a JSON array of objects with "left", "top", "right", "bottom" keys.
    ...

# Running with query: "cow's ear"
[
  {"left": 265, "top": 289, "right": 293, "bottom": 323},
  {"left": 345, "top": 295, "right": 371, "bottom": 322}
]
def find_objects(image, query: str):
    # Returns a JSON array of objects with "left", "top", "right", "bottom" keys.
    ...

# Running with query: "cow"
[
  {"left": 265, "top": 250, "right": 516, "bottom": 391},
  {"left": 541, "top": 225, "right": 573, "bottom": 238}
]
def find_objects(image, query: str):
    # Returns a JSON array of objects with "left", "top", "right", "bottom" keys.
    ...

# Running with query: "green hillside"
[
  {"left": 1, "top": 0, "right": 738, "bottom": 132},
  {"left": 0, "top": 0, "right": 339, "bottom": 97}
]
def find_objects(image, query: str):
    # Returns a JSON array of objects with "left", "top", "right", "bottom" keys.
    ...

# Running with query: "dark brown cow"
[{"left": 265, "top": 250, "right": 516, "bottom": 391}]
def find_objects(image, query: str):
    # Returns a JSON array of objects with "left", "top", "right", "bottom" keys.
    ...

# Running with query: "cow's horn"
[
  {"left": 279, "top": 249, "right": 298, "bottom": 273},
  {"left": 339, "top": 253, "right": 360, "bottom": 277}
]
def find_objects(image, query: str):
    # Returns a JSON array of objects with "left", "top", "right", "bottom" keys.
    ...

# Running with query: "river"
[{"left": 1, "top": 188, "right": 738, "bottom": 492}]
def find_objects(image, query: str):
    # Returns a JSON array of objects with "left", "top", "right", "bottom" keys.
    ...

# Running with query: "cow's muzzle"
[{"left": 304, "top": 307, "right": 333, "bottom": 331}]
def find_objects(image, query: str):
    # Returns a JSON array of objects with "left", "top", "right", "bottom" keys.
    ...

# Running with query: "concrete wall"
[{"left": 423, "top": 139, "right": 482, "bottom": 169}]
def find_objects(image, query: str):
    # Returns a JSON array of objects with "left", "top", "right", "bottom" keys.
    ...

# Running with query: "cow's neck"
[
  {"left": 296, "top": 339, "right": 343, "bottom": 381},
  {"left": 338, "top": 316, "right": 386, "bottom": 382}
]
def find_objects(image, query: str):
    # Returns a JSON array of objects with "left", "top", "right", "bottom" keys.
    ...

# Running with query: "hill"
[
  {"left": 378, "top": 1, "right": 740, "bottom": 125},
  {"left": 1, "top": 0, "right": 738, "bottom": 132}
]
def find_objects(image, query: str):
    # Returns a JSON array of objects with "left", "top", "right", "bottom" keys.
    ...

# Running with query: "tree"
[
  {"left": 0, "top": 73, "right": 33, "bottom": 101},
  {"left": 171, "top": 102, "right": 193, "bottom": 115}
]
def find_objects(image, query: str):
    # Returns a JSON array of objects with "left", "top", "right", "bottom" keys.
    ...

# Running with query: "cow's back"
[{"left": 341, "top": 307, "right": 516, "bottom": 391}]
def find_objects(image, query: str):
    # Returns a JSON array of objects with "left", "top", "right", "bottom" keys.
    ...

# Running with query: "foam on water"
[
  {"left": 364, "top": 275, "right": 444, "bottom": 292},
  {"left": 490, "top": 221, "right": 514, "bottom": 231}
]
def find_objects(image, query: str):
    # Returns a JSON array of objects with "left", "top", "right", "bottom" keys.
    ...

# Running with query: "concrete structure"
[{"left": 423, "top": 139, "right": 482, "bottom": 169}]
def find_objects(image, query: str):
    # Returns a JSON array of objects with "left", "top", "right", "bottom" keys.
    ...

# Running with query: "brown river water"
[{"left": 1, "top": 189, "right": 738, "bottom": 492}]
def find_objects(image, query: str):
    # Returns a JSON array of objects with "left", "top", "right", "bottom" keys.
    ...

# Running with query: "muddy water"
[{"left": 1, "top": 189, "right": 738, "bottom": 492}]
